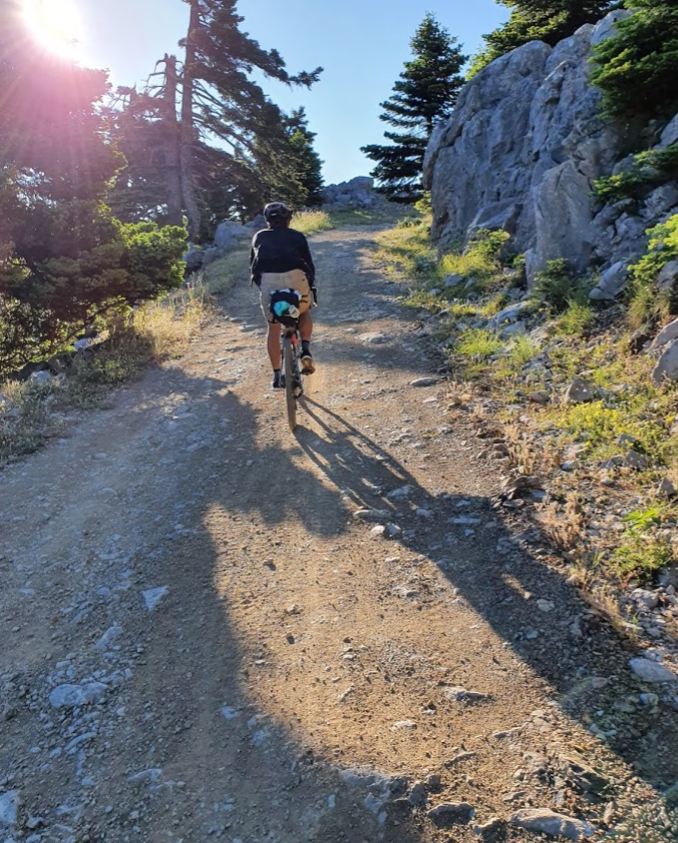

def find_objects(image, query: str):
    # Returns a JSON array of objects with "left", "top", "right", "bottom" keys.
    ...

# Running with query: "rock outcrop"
[
  {"left": 424, "top": 11, "right": 678, "bottom": 284},
  {"left": 323, "top": 176, "right": 378, "bottom": 209}
]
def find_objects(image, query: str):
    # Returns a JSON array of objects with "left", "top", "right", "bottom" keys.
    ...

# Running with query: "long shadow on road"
[
  {"left": 79, "top": 372, "right": 677, "bottom": 842},
  {"left": 294, "top": 397, "right": 678, "bottom": 797}
]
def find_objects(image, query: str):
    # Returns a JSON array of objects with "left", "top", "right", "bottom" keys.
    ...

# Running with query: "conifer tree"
[
  {"left": 591, "top": 0, "right": 678, "bottom": 120},
  {"left": 361, "top": 13, "right": 466, "bottom": 204},
  {"left": 176, "top": 0, "right": 322, "bottom": 238},
  {"left": 470, "top": 1, "right": 620, "bottom": 75}
]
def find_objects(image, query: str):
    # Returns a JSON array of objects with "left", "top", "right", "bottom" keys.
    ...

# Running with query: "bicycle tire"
[{"left": 283, "top": 334, "right": 297, "bottom": 431}]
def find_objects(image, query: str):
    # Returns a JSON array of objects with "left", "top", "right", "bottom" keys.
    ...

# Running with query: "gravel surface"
[{"left": 0, "top": 226, "right": 677, "bottom": 842}]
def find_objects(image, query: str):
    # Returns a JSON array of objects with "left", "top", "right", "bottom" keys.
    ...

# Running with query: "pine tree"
[
  {"left": 175, "top": 0, "right": 322, "bottom": 239},
  {"left": 361, "top": 14, "right": 467, "bottom": 204},
  {"left": 591, "top": 0, "right": 678, "bottom": 120},
  {"left": 286, "top": 108, "right": 324, "bottom": 207},
  {"left": 470, "top": 1, "right": 620, "bottom": 75}
]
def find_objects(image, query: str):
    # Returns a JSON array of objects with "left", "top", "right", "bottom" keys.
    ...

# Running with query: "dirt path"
[{"left": 1, "top": 227, "right": 677, "bottom": 843}]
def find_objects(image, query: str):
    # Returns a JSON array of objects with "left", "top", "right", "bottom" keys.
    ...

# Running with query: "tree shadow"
[
  {"left": 293, "top": 397, "right": 678, "bottom": 794},
  {"left": 68, "top": 374, "right": 433, "bottom": 842}
]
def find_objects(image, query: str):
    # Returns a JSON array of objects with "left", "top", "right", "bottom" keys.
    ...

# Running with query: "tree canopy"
[
  {"left": 469, "top": 1, "right": 620, "bottom": 75},
  {"left": 362, "top": 13, "right": 467, "bottom": 204},
  {"left": 0, "top": 2, "right": 186, "bottom": 375},
  {"left": 591, "top": 0, "right": 678, "bottom": 120},
  {"left": 106, "top": 2, "right": 324, "bottom": 239}
]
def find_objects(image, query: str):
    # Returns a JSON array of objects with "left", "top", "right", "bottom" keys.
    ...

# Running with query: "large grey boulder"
[
  {"left": 653, "top": 340, "right": 678, "bottom": 384},
  {"left": 657, "top": 259, "right": 678, "bottom": 292},
  {"left": 183, "top": 248, "right": 205, "bottom": 273},
  {"left": 323, "top": 176, "right": 377, "bottom": 209},
  {"left": 590, "top": 261, "right": 628, "bottom": 300},
  {"left": 214, "top": 220, "right": 248, "bottom": 250},
  {"left": 426, "top": 40, "right": 551, "bottom": 248},
  {"left": 650, "top": 317, "right": 678, "bottom": 351},
  {"left": 659, "top": 113, "right": 678, "bottom": 149}
]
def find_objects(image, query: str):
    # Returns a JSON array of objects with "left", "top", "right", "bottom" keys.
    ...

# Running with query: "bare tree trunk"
[
  {"left": 162, "top": 54, "right": 184, "bottom": 228},
  {"left": 180, "top": 0, "right": 202, "bottom": 241}
]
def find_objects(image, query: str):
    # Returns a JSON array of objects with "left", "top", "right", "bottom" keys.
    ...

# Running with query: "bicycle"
[
  {"left": 281, "top": 320, "right": 304, "bottom": 431},
  {"left": 269, "top": 288, "right": 306, "bottom": 431}
]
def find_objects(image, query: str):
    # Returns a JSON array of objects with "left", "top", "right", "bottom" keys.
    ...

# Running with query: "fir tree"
[
  {"left": 176, "top": 0, "right": 322, "bottom": 238},
  {"left": 470, "top": 1, "right": 620, "bottom": 75},
  {"left": 591, "top": 0, "right": 678, "bottom": 120},
  {"left": 361, "top": 14, "right": 466, "bottom": 204},
  {"left": 286, "top": 108, "right": 324, "bottom": 207}
]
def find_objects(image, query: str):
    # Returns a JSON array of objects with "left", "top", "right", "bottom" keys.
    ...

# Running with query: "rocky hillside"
[{"left": 424, "top": 11, "right": 678, "bottom": 292}]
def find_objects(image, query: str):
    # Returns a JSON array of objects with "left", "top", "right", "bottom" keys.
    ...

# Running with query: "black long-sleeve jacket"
[{"left": 250, "top": 227, "right": 316, "bottom": 287}]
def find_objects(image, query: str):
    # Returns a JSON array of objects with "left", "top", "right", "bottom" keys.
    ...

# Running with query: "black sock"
[
  {"left": 273, "top": 368, "right": 281, "bottom": 381},
  {"left": 302, "top": 341, "right": 311, "bottom": 356}
]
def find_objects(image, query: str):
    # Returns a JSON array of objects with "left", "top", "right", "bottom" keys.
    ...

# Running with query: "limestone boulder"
[
  {"left": 214, "top": 220, "right": 248, "bottom": 250},
  {"left": 425, "top": 10, "right": 643, "bottom": 284},
  {"left": 653, "top": 340, "right": 678, "bottom": 384}
]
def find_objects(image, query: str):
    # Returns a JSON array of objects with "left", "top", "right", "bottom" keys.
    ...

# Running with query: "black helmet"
[{"left": 263, "top": 202, "right": 292, "bottom": 225}]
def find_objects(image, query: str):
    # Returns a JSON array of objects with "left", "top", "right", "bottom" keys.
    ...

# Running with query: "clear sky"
[{"left": 75, "top": 0, "right": 509, "bottom": 184}]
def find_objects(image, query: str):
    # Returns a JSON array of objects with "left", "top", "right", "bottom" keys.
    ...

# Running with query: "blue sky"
[{"left": 76, "top": 0, "right": 508, "bottom": 184}]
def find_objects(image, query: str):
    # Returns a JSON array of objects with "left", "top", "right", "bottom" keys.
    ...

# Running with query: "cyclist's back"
[{"left": 250, "top": 226, "right": 315, "bottom": 285}]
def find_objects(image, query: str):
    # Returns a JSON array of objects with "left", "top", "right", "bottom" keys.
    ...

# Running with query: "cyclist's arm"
[
  {"left": 250, "top": 237, "right": 260, "bottom": 286},
  {"left": 298, "top": 233, "right": 316, "bottom": 285}
]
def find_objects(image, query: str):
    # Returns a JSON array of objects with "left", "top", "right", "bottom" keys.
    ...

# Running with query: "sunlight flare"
[{"left": 22, "top": 0, "right": 84, "bottom": 60}]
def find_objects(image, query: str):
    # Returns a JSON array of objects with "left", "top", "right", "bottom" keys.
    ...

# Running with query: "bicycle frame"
[{"left": 281, "top": 322, "right": 303, "bottom": 430}]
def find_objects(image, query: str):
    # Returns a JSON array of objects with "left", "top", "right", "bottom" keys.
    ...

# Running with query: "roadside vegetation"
[
  {"left": 376, "top": 209, "right": 678, "bottom": 589},
  {"left": 0, "top": 253, "right": 248, "bottom": 466}
]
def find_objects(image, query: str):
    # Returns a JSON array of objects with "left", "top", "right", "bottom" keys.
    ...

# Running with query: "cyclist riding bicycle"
[{"left": 250, "top": 202, "right": 317, "bottom": 389}]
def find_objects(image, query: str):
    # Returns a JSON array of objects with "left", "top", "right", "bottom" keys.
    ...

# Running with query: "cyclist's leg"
[
  {"left": 267, "top": 322, "right": 282, "bottom": 370},
  {"left": 298, "top": 310, "right": 312, "bottom": 343}
]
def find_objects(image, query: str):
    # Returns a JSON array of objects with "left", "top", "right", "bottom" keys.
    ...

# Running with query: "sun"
[{"left": 22, "top": 0, "right": 84, "bottom": 60}]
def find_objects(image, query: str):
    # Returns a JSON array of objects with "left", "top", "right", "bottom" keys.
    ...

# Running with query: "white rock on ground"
[
  {"left": 510, "top": 808, "right": 596, "bottom": 840},
  {"left": 143, "top": 586, "right": 169, "bottom": 612},
  {"left": 49, "top": 682, "right": 108, "bottom": 709},
  {"left": 629, "top": 658, "right": 677, "bottom": 683},
  {"left": 0, "top": 790, "right": 19, "bottom": 828}
]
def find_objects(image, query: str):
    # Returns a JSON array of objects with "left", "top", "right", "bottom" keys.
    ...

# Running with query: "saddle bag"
[{"left": 269, "top": 288, "right": 302, "bottom": 327}]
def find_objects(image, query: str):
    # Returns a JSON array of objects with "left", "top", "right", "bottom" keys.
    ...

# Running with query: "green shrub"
[
  {"left": 627, "top": 212, "right": 678, "bottom": 328},
  {"left": 593, "top": 144, "right": 678, "bottom": 203},
  {"left": 509, "top": 335, "right": 538, "bottom": 369},
  {"left": 532, "top": 259, "right": 590, "bottom": 315},
  {"left": 557, "top": 301, "right": 597, "bottom": 337},
  {"left": 453, "top": 328, "right": 503, "bottom": 362},
  {"left": 439, "top": 229, "right": 510, "bottom": 293},
  {"left": 591, "top": 0, "right": 678, "bottom": 120},
  {"left": 612, "top": 533, "right": 674, "bottom": 580}
]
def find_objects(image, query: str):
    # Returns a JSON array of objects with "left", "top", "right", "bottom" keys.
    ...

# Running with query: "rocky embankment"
[{"left": 424, "top": 11, "right": 678, "bottom": 288}]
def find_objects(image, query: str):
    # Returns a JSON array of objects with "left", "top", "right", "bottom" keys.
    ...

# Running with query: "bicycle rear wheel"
[{"left": 283, "top": 334, "right": 297, "bottom": 431}]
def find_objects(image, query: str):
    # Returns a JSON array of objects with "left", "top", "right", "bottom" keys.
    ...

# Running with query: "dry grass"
[
  {"left": 538, "top": 493, "right": 588, "bottom": 561},
  {"left": 134, "top": 281, "right": 212, "bottom": 359},
  {"left": 0, "top": 280, "right": 213, "bottom": 465},
  {"left": 292, "top": 210, "right": 333, "bottom": 235},
  {"left": 203, "top": 248, "right": 250, "bottom": 295}
]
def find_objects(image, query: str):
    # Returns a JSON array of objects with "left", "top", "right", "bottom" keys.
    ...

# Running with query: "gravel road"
[{"left": 1, "top": 227, "right": 677, "bottom": 842}]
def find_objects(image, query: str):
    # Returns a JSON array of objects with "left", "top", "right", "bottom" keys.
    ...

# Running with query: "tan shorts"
[{"left": 259, "top": 270, "right": 311, "bottom": 324}]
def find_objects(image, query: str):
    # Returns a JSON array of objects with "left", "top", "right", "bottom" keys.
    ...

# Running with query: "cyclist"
[{"left": 250, "top": 202, "right": 317, "bottom": 389}]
